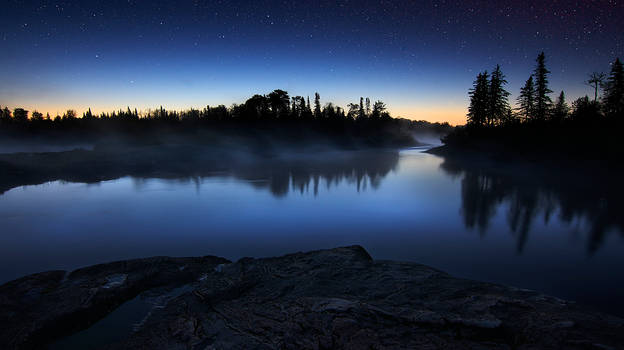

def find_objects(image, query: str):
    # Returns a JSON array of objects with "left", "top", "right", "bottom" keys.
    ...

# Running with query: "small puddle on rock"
[{"left": 48, "top": 284, "right": 193, "bottom": 349}]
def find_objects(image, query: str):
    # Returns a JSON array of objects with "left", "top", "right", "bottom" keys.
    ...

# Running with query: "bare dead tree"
[{"left": 586, "top": 72, "right": 606, "bottom": 102}]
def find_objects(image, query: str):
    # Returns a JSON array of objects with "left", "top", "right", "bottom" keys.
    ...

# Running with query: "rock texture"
[
  {"left": 0, "top": 256, "right": 228, "bottom": 349},
  {"left": 1, "top": 246, "right": 623, "bottom": 349}
]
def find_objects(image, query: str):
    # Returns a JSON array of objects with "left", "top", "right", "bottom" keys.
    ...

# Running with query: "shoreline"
[{"left": 426, "top": 142, "right": 623, "bottom": 172}]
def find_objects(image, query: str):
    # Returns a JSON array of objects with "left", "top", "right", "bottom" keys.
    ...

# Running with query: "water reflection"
[
  {"left": 0, "top": 150, "right": 400, "bottom": 198},
  {"left": 440, "top": 156, "right": 624, "bottom": 254},
  {"left": 220, "top": 151, "right": 399, "bottom": 197}
]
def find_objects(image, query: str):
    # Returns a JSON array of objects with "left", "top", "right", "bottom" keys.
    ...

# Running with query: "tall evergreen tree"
[
  {"left": 297, "top": 96, "right": 306, "bottom": 116},
  {"left": 467, "top": 71, "right": 489, "bottom": 127},
  {"left": 358, "top": 97, "right": 365, "bottom": 119},
  {"left": 552, "top": 91, "right": 569, "bottom": 120},
  {"left": 488, "top": 64, "right": 510, "bottom": 126},
  {"left": 517, "top": 76, "right": 535, "bottom": 121},
  {"left": 604, "top": 58, "right": 624, "bottom": 116},
  {"left": 534, "top": 52, "right": 553, "bottom": 120},
  {"left": 314, "top": 92, "right": 321, "bottom": 118}
]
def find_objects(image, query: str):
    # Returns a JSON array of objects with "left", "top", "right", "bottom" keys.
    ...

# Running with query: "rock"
[
  {"left": 1, "top": 246, "right": 623, "bottom": 349},
  {"left": 0, "top": 255, "right": 228, "bottom": 349}
]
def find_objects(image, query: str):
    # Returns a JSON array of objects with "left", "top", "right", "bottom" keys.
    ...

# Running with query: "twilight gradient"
[{"left": 1, "top": 0, "right": 623, "bottom": 124}]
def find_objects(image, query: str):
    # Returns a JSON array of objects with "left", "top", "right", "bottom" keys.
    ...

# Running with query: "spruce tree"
[
  {"left": 467, "top": 71, "right": 489, "bottom": 127},
  {"left": 358, "top": 97, "right": 365, "bottom": 119},
  {"left": 534, "top": 52, "right": 553, "bottom": 121},
  {"left": 552, "top": 91, "right": 569, "bottom": 120},
  {"left": 517, "top": 76, "right": 535, "bottom": 121},
  {"left": 604, "top": 58, "right": 624, "bottom": 116},
  {"left": 488, "top": 64, "right": 510, "bottom": 126},
  {"left": 314, "top": 92, "right": 321, "bottom": 118}
]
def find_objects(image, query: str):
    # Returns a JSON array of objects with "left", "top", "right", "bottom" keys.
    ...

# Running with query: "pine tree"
[
  {"left": 84, "top": 108, "right": 94, "bottom": 119},
  {"left": 517, "top": 76, "right": 535, "bottom": 121},
  {"left": 604, "top": 58, "right": 624, "bottom": 116},
  {"left": 534, "top": 52, "right": 553, "bottom": 121},
  {"left": 552, "top": 91, "right": 569, "bottom": 120},
  {"left": 314, "top": 92, "right": 321, "bottom": 118},
  {"left": 358, "top": 97, "right": 365, "bottom": 119},
  {"left": 488, "top": 64, "right": 510, "bottom": 126},
  {"left": 365, "top": 97, "right": 371, "bottom": 116},
  {"left": 467, "top": 71, "right": 489, "bottom": 127},
  {"left": 372, "top": 100, "right": 387, "bottom": 118}
]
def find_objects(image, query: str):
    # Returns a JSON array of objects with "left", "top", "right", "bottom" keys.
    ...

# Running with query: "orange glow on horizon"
[
  {"left": 390, "top": 106, "right": 467, "bottom": 126},
  {"left": 5, "top": 102, "right": 467, "bottom": 126}
]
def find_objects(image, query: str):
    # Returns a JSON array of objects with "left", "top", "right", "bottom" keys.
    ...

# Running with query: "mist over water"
[
  {"left": 411, "top": 131, "right": 444, "bottom": 147},
  {"left": 0, "top": 148, "right": 623, "bottom": 316},
  {"left": 0, "top": 139, "right": 94, "bottom": 154}
]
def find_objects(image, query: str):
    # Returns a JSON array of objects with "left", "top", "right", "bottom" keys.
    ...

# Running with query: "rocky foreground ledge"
[{"left": 1, "top": 246, "right": 623, "bottom": 349}]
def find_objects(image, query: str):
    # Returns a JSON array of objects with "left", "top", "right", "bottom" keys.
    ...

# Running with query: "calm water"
[{"left": 1, "top": 147, "right": 623, "bottom": 316}]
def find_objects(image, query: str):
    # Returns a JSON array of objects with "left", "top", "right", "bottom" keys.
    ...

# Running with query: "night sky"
[{"left": 2, "top": 0, "right": 623, "bottom": 124}]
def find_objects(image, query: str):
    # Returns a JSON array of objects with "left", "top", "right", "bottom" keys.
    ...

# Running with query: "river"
[{"left": 1, "top": 146, "right": 622, "bottom": 316}]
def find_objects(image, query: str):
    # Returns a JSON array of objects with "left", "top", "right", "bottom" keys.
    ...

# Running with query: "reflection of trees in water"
[
  {"left": 442, "top": 158, "right": 624, "bottom": 254},
  {"left": 129, "top": 150, "right": 399, "bottom": 198},
  {"left": 235, "top": 151, "right": 398, "bottom": 197},
  {"left": 0, "top": 147, "right": 399, "bottom": 197}
]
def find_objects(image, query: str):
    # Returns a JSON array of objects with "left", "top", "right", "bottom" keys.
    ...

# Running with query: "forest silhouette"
[
  {"left": 0, "top": 89, "right": 455, "bottom": 203},
  {"left": 433, "top": 52, "right": 624, "bottom": 254},
  {"left": 0, "top": 90, "right": 453, "bottom": 151},
  {"left": 440, "top": 53, "right": 624, "bottom": 162}
]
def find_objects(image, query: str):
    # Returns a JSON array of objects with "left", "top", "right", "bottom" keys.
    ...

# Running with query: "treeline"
[
  {"left": 466, "top": 53, "right": 623, "bottom": 126},
  {"left": 0, "top": 90, "right": 393, "bottom": 127},
  {"left": 442, "top": 52, "right": 624, "bottom": 160},
  {"left": 0, "top": 90, "right": 421, "bottom": 149}
]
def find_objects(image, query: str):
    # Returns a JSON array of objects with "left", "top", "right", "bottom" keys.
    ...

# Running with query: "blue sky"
[{"left": 1, "top": 0, "right": 622, "bottom": 124}]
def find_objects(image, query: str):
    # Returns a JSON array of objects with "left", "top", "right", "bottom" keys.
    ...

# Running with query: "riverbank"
[
  {"left": 432, "top": 118, "right": 624, "bottom": 168},
  {"left": 427, "top": 141, "right": 624, "bottom": 175},
  {"left": 1, "top": 246, "right": 622, "bottom": 349}
]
